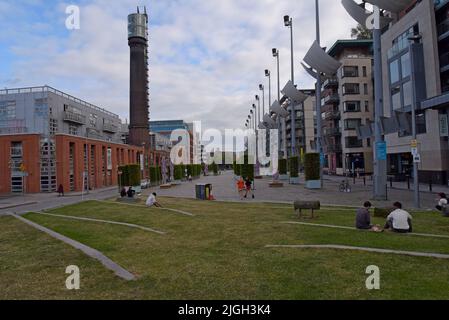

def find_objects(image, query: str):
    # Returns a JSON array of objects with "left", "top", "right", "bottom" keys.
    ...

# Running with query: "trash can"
[
  {"left": 205, "top": 184, "right": 212, "bottom": 200},
  {"left": 195, "top": 184, "right": 206, "bottom": 200}
]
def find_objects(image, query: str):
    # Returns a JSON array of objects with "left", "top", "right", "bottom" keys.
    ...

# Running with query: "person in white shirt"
[
  {"left": 436, "top": 193, "right": 448, "bottom": 216},
  {"left": 146, "top": 192, "right": 162, "bottom": 208},
  {"left": 384, "top": 202, "right": 413, "bottom": 233}
]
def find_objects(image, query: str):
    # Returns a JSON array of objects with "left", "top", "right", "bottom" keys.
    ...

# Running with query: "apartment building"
[
  {"left": 0, "top": 86, "right": 143, "bottom": 194},
  {"left": 321, "top": 39, "right": 374, "bottom": 176},
  {"left": 381, "top": 0, "right": 449, "bottom": 184}
]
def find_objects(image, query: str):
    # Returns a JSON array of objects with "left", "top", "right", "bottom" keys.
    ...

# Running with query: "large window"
[
  {"left": 342, "top": 66, "right": 359, "bottom": 78},
  {"left": 345, "top": 137, "right": 363, "bottom": 148},
  {"left": 344, "top": 101, "right": 361, "bottom": 112},
  {"left": 345, "top": 119, "right": 362, "bottom": 130},
  {"left": 343, "top": 83, "right": 360, "bottom": 95},
  {"left": 392, "top": 86, "right": 401, "bottom": 110},
  {"left": 0, "top": 101, "right": 16, "bottom": 120},
  {"left": 403, "top": 81, "right": 413, "bottom": 107},
  {"left": 401, "top": 52, "right": 411, "bottom": 78},
  {"left": 390, "top": 59, "right": 400, "bottom": 84}
]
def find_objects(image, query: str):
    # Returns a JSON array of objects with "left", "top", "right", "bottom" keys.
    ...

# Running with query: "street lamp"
[
  {"left": 284, "top": 15, "right": 294, "bottom": 85},
  {"left": 255, "top": 95, "right": 261, "bottom": 126},
  {"left": 273, "top": 48, "right": 286, "bottom": 158},
  {"left": 265, "top": 69, "right": 272, "bottom": 108},
  {"left": 259, "top": 84, "right": 265, "bottom": 117}
]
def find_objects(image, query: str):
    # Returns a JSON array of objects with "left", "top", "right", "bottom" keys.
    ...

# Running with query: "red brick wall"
[{"left": 0, "top": 134, "right": 41, "bottom": 194}]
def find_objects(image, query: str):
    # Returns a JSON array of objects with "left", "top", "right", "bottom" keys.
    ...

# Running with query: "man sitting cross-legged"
[
  {"left": 146, "top": 192, "right": 162, "bottom": 208},
  {"left": 384, "top": 202, "right": 413, "bottom": 233}
]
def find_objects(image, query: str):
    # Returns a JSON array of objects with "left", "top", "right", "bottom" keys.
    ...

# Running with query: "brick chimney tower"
[{"left": 128, "top": 6, "right": 150, "bottom": 147}]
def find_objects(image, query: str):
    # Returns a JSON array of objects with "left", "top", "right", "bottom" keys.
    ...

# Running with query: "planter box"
[
  {"left": 306, "top": 180, "right": 322, "bottom": 189},
  {"left": 171, "top": 180, "right": 182, "bottom": 186},
  {"left": 290, "top": 177, "right": 300, "bottom": 185},
  {"left": 279, "top": 174, "right": 290, "bottom": 181},
  {"left": 160, "top": 184, "right": 172, "bottom": 190}
]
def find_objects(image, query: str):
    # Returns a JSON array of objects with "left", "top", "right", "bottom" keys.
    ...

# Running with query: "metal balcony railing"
[
  {"left": 324, "top": 127, "right": 341, "bottom": 136},
  {"left": 324, "top": 111, "right": 341, "bottom": 120},
  {"left": 322, "top": 77, "right": 339, "bottom": 89},
  {"left": 103, "top": 123, "right": 118, "bottom": 133},
  {"left": 63, "top": 111, "right": 86, "bottom": 125},
  {"left": 322, "top": 94, "right": 340, "bottom": 106}
]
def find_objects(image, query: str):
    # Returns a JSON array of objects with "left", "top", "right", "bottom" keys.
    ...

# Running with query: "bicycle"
[{"left": 339, "top": 179, "right": 352, "bottom": 193}]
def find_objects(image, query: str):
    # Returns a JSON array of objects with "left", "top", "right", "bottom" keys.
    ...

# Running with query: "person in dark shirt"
[
  {"left": 356, "top": 201, "right": 373, "bottom": 230},
  {"left": 127, "top": 187, "right": 135, "bottom": 198}
]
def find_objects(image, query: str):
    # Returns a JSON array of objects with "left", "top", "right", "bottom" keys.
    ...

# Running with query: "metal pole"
[
  {"left": 373, "top": 25, "right": 387, "bottom": 200},
  {"left": 289, "top": 18, "right": 296, "bottom": 157},
  {"left": 262, "top": 87, "right": 265, "bottom": 116},
  {"left": 268, "top": 73, "right": 272, "bottom": 108},
  {"left": 409, "top": 37, "right": 421, "bottom": 208},
  {"left": 315, "top": 0, "right": 323, "bottom": 183}
]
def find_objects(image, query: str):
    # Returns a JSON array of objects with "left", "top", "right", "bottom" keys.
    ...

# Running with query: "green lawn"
[{"left": 1, "top": 198, "right": 449, "bottom": 300}]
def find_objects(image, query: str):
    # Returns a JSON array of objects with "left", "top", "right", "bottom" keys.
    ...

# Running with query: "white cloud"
[{"left": 6, "top": 0, "right": 356, "bottom": 131}]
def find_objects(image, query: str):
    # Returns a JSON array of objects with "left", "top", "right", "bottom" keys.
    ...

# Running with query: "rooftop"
[{"left": 327, "top": 39, "right": 373, "bottom": 57}]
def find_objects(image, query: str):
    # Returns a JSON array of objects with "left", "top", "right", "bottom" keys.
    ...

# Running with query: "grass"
[{"left": 1, "top": 197, "right": 449, "bottom": 300}]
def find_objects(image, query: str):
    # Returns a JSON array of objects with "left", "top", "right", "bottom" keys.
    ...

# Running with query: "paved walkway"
[
  {"left": 266, "top": 244, "right": 449, "bottom": 260},
  {"left": 147, "top": 171, "right": 442, "bottom": 210},
  {"left": 9, "top": 213, "right": 136, "bottom": 280}
]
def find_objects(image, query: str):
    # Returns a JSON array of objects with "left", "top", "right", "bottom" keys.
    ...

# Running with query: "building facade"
[
  {"left": 320, "top": 40, "right": 374, "bottom": 176},
  {"left": 381, "top": 0, "right": 449, "bottom": 184},
  {"left": 0, "top": 86, "right": 142, "bottom": 194}
]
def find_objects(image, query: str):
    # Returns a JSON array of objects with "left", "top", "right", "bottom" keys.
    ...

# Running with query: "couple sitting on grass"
[{"left": 356, "top": 201, "right": 412, "bottom": 233}]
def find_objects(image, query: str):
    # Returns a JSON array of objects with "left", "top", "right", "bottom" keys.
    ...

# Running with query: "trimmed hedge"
[
  {"left": 210, "top": 162, "right": 219, "bottom": 175},
  {"left": 174, "top": 165, "right": 184, "bottom": 180},
  {"left": 289, "top": 157, "right": 299, "bottom": 178},
  {"left": 149, "top": 166, "right": 161, "bottom": 185},
  {"left": 304, "top": 153, "right": 320, "bottom": 181},
  {"left": 279, "top": 159, "right": 287, "bottom": 175},
  {"left": 119, "top": 164, "right": 140, "bottom": 187},
  {"left": 374, "top": 207, "right": 394, "bottom": 218}
]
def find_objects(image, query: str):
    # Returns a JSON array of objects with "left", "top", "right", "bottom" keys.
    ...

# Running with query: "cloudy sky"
[{"left": 0, "top": 0, "right": 356, "bottom": 131}]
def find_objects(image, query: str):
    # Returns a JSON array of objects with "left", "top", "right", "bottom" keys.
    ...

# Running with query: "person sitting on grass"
[
  {"left": 436, "top": 193, "right": 448, "bottom": 217},
  {"left": 356, "top": 201, "right": 382, "bottom": 232},
  {"left": 146, "top": 192, "right": 162, "bottom": 208},
  {"left": 120, "top": 187, "right": 127, "bottom": 198},
  {"left": 384, "top": 202, "right": 413, "bottom": 233},
  {"left": 127, "top": 187, "right": 135, "bottom": 198}
]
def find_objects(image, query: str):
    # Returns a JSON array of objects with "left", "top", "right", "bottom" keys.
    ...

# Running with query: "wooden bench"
[
  {"left": 294, "top": 201, "right": 320, "bottom": 219},
  {"left": 269, "top": 182, "right": 284, "bottom": 188}
]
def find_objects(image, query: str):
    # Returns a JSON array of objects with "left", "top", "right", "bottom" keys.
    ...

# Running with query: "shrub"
[
  {"left": 174, "top": 165, "right": 183, "bottom": 180},
  {"left": 119, "top": 164, "right": 140, "bottom": 186},
  {"left": 149, "top": 166, "right": 161, "bottom": 185},
  {"left": 211, "top": 162, "right": 219, "bottom": 175},
  {"left": 279, "top": 159, "right": 287, "bottom": 175},
  {"left": 304, "top": 153, "right": 320, "bottom": 181},
  {"left": 289, "top": 157, "right": 299, "bottom": 178}
]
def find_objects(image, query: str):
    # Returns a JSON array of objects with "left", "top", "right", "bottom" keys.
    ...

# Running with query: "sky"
[{"left": 0, "top": 0, "right": 356, "bottom": 132}]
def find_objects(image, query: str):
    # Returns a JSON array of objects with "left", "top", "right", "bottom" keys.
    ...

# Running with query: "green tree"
[{"left": 351, "top": 24, "right": 372, "bottom": 40}]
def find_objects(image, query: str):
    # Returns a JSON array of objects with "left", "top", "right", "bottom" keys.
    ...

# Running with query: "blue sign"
[
  {"left": 376, "top": 142, "right": 387, "bottom": 161},
  {"left": 320, "top": 153, "right": 325, "bottom": 166}
]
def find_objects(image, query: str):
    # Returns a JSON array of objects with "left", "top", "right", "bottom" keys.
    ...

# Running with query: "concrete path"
[
  {"left": 266, "top": 244, "right": 449, "bottom": 259},
  {"left": 34, "top": 212, "right": 166, "bottom": 235},
  {"left": 96, "top": 200, "right": 195, "bottom": 217},
  {"left": 281, "top": 221, "right": 449, "bottom": 239},
  {"left": 9, "top": 213, "right": 136, "bottom": 281},
  {"left": 148, "top": 171, "right": 441, "bottom": 210}
]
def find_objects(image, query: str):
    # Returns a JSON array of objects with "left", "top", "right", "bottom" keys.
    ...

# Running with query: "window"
[
  {"left": 365, "top": 101, "right": 369, "bottom": 112},
  {"left": 343, "top": 83, "right": 360, "bottom": 95},
  {"left": 344, "top": 101, "right": 361, "bottom": 112},
  {"left": 390, "top": 59, "right": 400, "bottom": 84},
  {"left": 49, "top": 118, "right": 58, "bottom": 135},
  {"left": 403, "top": 81, "right": 413, "bottom": 107},
  {"left": 345, "top": 119, "right": 362, "bottom": 130},
  {"left": 363, "top": 66, "right": 367, "bottom": 77},
  {"left": 346, "top": 137, "right": 363, "bottom": 148},
  {"left": 401, "top": 52, "right": 411, "bottom": 79},
  {"left": 342, "top": 66, "right": 359, "bottom": 77},
  {"left": 364, "top": 84, "right": 368, "bottom": 95},
  {"left": 391, "top": 86, "right": 401, "bottom": 110},
  {"left": 416, "top": 112, "right": 427, "bottom": 134},
  {"left": 0, "top": 101, "right": 16, "bottom": 120},
  {"left": 69, "top": 125, "right": 78, "bottom": 136},
  {"left": 89, "top": 114, "right": 98, "bottom": 127}
]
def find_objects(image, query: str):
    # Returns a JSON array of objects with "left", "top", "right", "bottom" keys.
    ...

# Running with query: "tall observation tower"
[{"left": 128, "top": 7, "right": 150, "bottom": 147}]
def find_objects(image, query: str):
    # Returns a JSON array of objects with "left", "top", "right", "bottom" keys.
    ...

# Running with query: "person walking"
[
  {"left": 237, "top": 177, "right": 245, "bottom": 200},
  {"left": 57, "top": 184, "right": 64, "bottom": 197},
  {"left": 244, "top": 177, "right": 255, "bottom": 199}
]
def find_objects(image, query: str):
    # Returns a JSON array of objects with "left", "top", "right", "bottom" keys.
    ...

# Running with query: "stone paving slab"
[
  {"left": 266, "top": 244, "right": 449, "bottom": 259},
  {"left": 9, "top": 213, "right": 136, "bottom": 281}
]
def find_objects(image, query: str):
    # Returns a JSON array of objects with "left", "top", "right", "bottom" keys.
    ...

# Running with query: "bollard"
[
  {"left": 429, "top": 179, "right": 433, "bottom": 192},
  {"left": 407, "top": 176, "right": 410, "bottom": 190},
  {"left": 363, "top": 177, "right": 366, "bottom": 186},
  {"left": 390, "top": 177, "right": 393, "bottom": 188}
]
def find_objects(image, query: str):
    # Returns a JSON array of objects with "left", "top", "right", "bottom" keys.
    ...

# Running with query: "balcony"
[
  {"left": 440, "top": 52, "right": 449, "bottom": 73},
  {"left": 322, "top": 94, "right": 340, "bottom": 106},
  {"left": 63, "top": 111, "right": 86, "bottom": 125},
  {"left": 324, "top": 111, "right": 341, "bottom": 121},
  {"left": 103, "top": 123, "right": 118, "bottom": 133},
  {"left": 323, "top": 127, "right": 341, "bottom": 136},
  {"left": 322, "top": 77, "right": 339, "bottom": 89}
]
